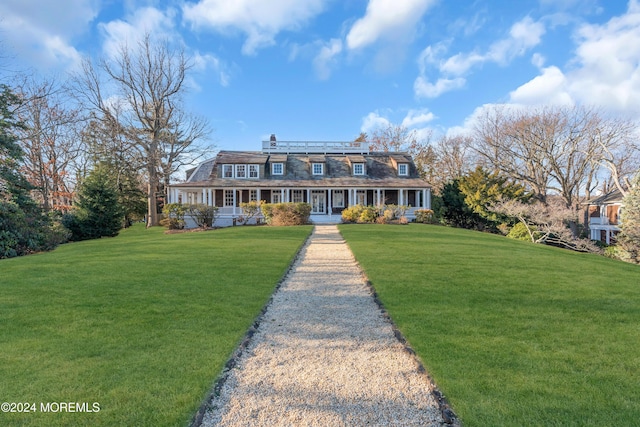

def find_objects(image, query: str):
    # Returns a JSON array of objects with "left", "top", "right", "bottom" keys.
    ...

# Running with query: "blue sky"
[{"left": 1, "top": 0, "right": 639, "bottom": 155}]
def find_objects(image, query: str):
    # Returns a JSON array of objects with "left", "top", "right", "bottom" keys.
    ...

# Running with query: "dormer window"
[
  {"left": 312, "top": 163, "right": 324, "bottom": 175},
  {"left": 353, "top": 163, "right": 365, "bottom": 175},
  {"left": 222, "top": 164, "right": 233, "bottom": 178},
  {"left": 249, "top": 164, "right": 259, "bottom": 178},
  {"left": 398, "top": 163, "right": 408, "bottom": 176},
  {"left": 235, "top": 164, "right": 246, "bottom": 178},
  {"left": 272, "top": 163, "right": 283, "bottom": 175}
]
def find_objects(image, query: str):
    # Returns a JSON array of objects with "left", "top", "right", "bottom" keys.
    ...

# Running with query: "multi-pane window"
[
  {"left": 353, "top": 163, "right": 364, "bottom": 175},
  {"left": 272, "top": 163, "right": 283, "bottom": 175},
  {"left": 398, "top": 163, "right": 408, "bottom": 176},
  {"left": 271, "top": 190, "right": 282, "bottom": 203},
  {"left": 235, "top": 164, "right": 246, "bottom": 178},
  {"left": 248, "top": 164, "right": 259, "bottom": 178},
  {"left": 312, "top": 163, "right": 324, "bottom": 175},
  {"left": 356, "top": 189, "right": 366, "bottom": 205},
  {"left": 224, "top": 190, "right": 234, "bottom": 207},
  {"left": 222, "top": 164, "right": 233, "bottom": 178},
  {"left": 333, "top": 190, "right": 344, "bottom": 207},
  {"left": 292, "top": 189, "right": 304, "bottom": 203},
  {"left": 250, "top": 190, "right": 258, "bottom": 201}
]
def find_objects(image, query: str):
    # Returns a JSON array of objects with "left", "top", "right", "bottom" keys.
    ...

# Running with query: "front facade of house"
[
  {"left": 585, "top": 190, "right": 624, "bottom": 244},
  {"left": 168, "top": 138, "right": 431, "bottom": 227}
]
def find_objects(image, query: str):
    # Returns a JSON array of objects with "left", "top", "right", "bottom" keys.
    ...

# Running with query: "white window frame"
[
  {"left": 248, "top": 164, "right": 259, "bottom": 178},
  {"left": 235, "top": 164, "right": 246, "bottom": 178},
  {"left": 222, "top": 164, "right": 233, "bottom": 178},
  {"left": 292, "top": 189, "right": 304, "bottom": 203},
  {"left": 272, "top": 163, "right": 283, "bottom": 175},
  {"left": 333, "top": 190, "right": 344, "bottom": 208},
  {"left": 353, "top": 163, "right": 364, "bottom": 175},
  {"left": 356, "top": 189, "right": 366, "bottom": 205},
  {"left": 398, "top": 163, "right": 408, "bottom": 176},
  {"left": 312, "top": 163, "right": 324, "bottom": 175},
  {"left": 271, "top": 190, "right": 282, "bottom": 203},
  {"left": 224, "top": 190, "right": 234, "bottom": 207}
]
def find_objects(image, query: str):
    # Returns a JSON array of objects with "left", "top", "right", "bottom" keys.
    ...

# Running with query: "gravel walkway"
[{"left": 197, "top": 225, "right": 455, "bottom": 426}]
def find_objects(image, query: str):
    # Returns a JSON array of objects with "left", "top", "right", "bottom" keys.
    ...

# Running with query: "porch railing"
[{"left": 262, "top": 140, "right": 370, "bottom": 154}]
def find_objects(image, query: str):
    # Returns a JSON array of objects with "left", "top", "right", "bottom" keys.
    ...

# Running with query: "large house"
[
  {"left": 168, "top": 136, "right": 431, "bottom": 227},
  {"left": 585, "top": 189, "right": 624, "bottom": 244}
]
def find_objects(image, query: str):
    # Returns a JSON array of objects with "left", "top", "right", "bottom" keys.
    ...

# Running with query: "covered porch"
[{"left": 167, "top": 186, "right": 432, "bottom": 227}]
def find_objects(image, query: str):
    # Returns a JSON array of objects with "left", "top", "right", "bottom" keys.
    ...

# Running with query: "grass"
[
  {"left": 0, "top": 224, "right": 312, "bottom": 427},
  {"left": 339, "top": 223, "right": 640, "bottom": 427}
]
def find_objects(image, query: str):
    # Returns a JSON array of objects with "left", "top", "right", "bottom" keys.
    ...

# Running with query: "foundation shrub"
[
  {"left": 358, "top": 206, "right": 377, "bottom": 223},
  {"left": 261, "top": 202, "right": 311, "bottom": 226},
  {"left": 414, "top": 209, "right": 434, "bottom": 224},
  {"left": 341, "top": 205, "right": 365, "bottom": 223}
]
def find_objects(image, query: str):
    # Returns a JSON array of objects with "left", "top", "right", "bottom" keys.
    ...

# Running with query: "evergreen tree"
[
  {"left": 1, "top": 84, "right": 61, "bottom": 258},
  {"left": 64, "top": 166, "right": 123, "bottom": 241},
  {"left": 618, "top": 172, "right": 640, "bottom": 263},
  {"left": 458, "top": 166, "right": 530, "bottom": 226},
  {"left": 439, "top": 179, "right": 489, "bottom": 230}
]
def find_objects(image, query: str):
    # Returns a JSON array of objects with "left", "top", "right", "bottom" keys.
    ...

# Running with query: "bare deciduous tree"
[
  {"left": 472, "top": 105, "right": 638, "bottom": 210},
  {"left": 71, "top": 34, "right": 211, "bottom": 227},
  {"left": 16, "top": 78, "right": 81, "bottom": 212},
  {"left": 491, "top": 198, "right": 601, "bottom": 253}
]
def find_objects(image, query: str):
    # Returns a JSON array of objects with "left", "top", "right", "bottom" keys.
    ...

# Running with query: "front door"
[{"left": 311, "top": 190, "right": 326, "bottom": 214}]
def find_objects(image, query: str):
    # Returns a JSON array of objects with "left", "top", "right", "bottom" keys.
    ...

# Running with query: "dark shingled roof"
[{"left": 181, "top": 150, "right": 429, "bottom": 189}]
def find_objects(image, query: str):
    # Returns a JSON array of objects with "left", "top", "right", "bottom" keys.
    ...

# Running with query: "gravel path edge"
[
  {"left": 189, "top": 228, "right": 314, "bottom": 427},
  {"left": 190, "top": 225, "right": 460, "bottom": 426}
]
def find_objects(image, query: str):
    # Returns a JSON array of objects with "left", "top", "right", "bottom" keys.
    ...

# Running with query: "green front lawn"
[
  {"left": 340, "top": 224, "right": 640, "bottom": 427},
  {"left": 0, "top": 224, "right": 312, "bottom": 426}
]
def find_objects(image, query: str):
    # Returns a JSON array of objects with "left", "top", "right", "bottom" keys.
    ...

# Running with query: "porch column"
[
  {"left": 328, "top": 189, "right": 332, "bottom": 215},
  {"left": 256, "top": 189, "right": 261, "bottom": 202},
  {"left": 377, "top": 189, "right": 381, "bottom": 206},
  {"left": 233, "top": 188, "right": 237, "bottom": 215},
  {"left": 426, "top": 188, "right": 431, "bottom": 209},
  {"left": 307, "top": 189, "right": 311, "bottom": 204},
  {"left": 212, "top": 189, "right": 216, "bottom": 207}
]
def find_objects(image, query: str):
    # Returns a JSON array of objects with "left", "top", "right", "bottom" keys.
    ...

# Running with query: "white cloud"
[
  {"left": 414, "top": 16, "right": 545, "bottom": 99},
  {"left": 99, "top": 7, "right": 177, "bottom": 58},
  {"left": 402, "top": 108, "right": 435, "bottom": 127},
  {"left": 0, "top": 0, "right": 97, "bottom": 70},
  {"left": 192, "top": 52, "right": 232, "bottom": 87},
  {"left": 508, "top": 0, "right": 640, "bottom": 114},
  {"left": 414, "top": 76, "right": 465, "bottom": 98},
  {"left": 566, "top": 0, "right": 640, "bottom": 112},
  {"left": 487, "top": 16, "right": 545, "bottom": 65},
  {"left": 313, "top": 39, "right": 343, "bottom": 80},
  {"left": 361, "top": 111, "right": 392, "bottom": 134},
  {"left": 346, "top": 0, "right": 436, "bottom": 50},
  {"left": 183, "top": 0, "right": 326, "bottom": 55},
  {"left": 509, "top": 65, "right": 573, "bottom": 105}
]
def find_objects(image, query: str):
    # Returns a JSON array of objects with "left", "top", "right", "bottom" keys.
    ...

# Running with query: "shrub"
[
  {"left": 398, "top": 216, "right": 409, "bottom": 225},
  {"left": 261, "top": 202, "right": 311, "bottom": 226},
  {"left": 414, "top": 209, "right": 434, "bottom": 224},
  {"left": 358, "top": 206, "right": 377, "bottom": 223},
  {"left": 383, "top": 208, "right": 395, "bottom": 222},
  {"left": 507, "top": 221, "right": 537, "bottom": 241},
  {"left": 161, "top": 203, "right": 187, "bottom": 230},
  {"left": 341, "top": 205, "right": 364, "bottom": 223},
  {"left": 239, "top": 200, "right": 263, "bottom": 224},
  {"left": 188, "top": 204, "right": 219, "bottom": 229},
  {"left": 376, "top": 215, "right": 388, "bottom": 224}
]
